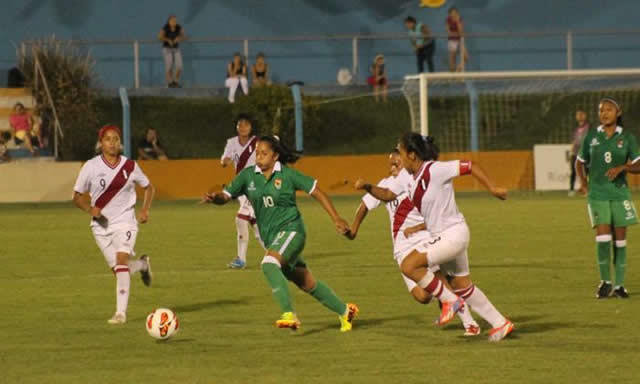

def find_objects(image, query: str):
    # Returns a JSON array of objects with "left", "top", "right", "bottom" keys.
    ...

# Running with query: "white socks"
[
  {"left": 128, "top": 259, "right": 146, "bottom": 274},
  {"left": 236, "top": 218, "right": 249, "bottom": 262},
  {"left": 456, "top": 285, "right": 506, "bottom": 328},
  {"left": 114, "top": 265, "right": 130, "bottom": 315},
  {"left": 456, "top": 302, "right": 478, "bottom": 328},
  {"left": 417, "top": 270, "right": 458, "bottom": 302}
]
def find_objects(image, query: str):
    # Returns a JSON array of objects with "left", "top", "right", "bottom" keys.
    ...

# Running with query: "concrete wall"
[{"left": 1, "top": 1, "right": 640, "bottom": 88}]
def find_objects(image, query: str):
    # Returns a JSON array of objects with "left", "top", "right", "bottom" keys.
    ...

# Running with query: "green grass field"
[{"left": 1, "top": 194, "right": 639, "bottom": 383}]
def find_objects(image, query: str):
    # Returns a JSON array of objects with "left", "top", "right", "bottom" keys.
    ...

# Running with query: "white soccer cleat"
[
  {"left": 463, "top": 324, "right": 481, "bottom": 337},
  {"left": 488, "top": 320, "right": 514, "bottom": 342},
  {"left": 107, "top": 312, "right": 127, "bottom": 325}
]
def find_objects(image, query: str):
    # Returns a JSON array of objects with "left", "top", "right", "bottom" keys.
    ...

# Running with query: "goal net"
[{"left": 403, "top": 69, "right": 640, "bottom": 153}]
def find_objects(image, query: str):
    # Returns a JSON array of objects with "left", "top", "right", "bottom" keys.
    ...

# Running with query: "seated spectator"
[
  {"left": 138, "top": 127, "right": 168, "bottom": 160},
  {"left": 0, "top": 131, "right": 11, "bottom": 163},
  {"left": 225, "top": 53, "right": 249, "bottom": 103},
  {"left": 251, "top": 52, "right": 270, "bottom": 87},
  {"left": 30, "top": 109, "right": 45, "bottom": 149},
  {"left": 367, "top": 54, "right": 388, "bottom": 103},
  {"left": 9, "top": 102, "right": 36, "bottom": 155}
]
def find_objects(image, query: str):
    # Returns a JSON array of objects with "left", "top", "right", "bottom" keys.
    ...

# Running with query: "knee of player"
[
  {"left": 450, "top": 275, "right": 472, "bottom": 291},
  {"left": 115, "top": 252, "right": 130, "bottom": 265}
]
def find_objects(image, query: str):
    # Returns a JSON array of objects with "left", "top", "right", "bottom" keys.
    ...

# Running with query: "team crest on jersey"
[
  {"left": 617, "top": 139, "right": 624, "bottom": 148},
  {"left": 248, "top": 181, "right": 256, "bottom": 191},
  {"left": 590, "top": 138, "right": 600, "bottom": 146},
  {"left": 274, "top": 178, "right": 282, "bottom": 189}
]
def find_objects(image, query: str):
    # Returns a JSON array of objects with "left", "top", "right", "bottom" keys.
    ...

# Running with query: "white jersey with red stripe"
[
  {"left": 362, "top": 169, "right": 432, "bottom": 259},
  {"left": 221, "top": 136, "right": 257, "bottom": 174},
  {"left": 73, "top": 155, "right": 150, "bottom": 229},
  {"left": 409, "top": 160, "right": 471, "bottom": 235}
]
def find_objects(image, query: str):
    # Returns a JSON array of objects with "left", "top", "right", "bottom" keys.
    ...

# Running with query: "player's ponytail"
[
  {"left": 400, "top": 132, "right": 439, "bottom": 161},
  {"left": 258, "top": 135, "right": 300, "bottom": 164}
]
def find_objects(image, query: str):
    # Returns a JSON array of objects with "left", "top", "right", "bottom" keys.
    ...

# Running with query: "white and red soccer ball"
[{"left": 146, "top": 308, "right": 179, "bottom": 340}]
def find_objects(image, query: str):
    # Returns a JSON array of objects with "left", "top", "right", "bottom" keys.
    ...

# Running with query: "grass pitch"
[{"left": 1, "top": 193, "right": 638, "bottom": 383}]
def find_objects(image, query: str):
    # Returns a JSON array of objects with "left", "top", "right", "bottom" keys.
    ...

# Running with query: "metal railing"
[{"left": 21, "top": 28, "right": 640, "bottom": 88}]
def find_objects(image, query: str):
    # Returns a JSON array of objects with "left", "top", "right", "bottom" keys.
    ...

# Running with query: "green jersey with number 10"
[
  {"left": 223, "top": 161, "right": 317, "bottom": 245},
  {"left": 577, "top": 126, "right": 640, "bottom": 201}
]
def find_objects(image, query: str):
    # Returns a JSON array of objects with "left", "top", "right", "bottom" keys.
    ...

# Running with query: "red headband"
[{"left": 98, "top": 125, "right": 122, "bottom": 140}]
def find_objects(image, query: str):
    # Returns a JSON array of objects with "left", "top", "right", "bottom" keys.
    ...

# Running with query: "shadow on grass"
[
  {"left": 299, "top": 314, "right": 424, "bottom": 337},
  {"left": 156, "top": 337, "right": 195, "bottom": 344},
  {"left": 172, "top": 297, "right": 252, "bottom": 314},
  {"left": 471, "top": 263, "right": 574, "bottom": 270}
]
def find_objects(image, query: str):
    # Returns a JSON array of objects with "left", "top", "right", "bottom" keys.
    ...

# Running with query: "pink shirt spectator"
[
  {"left": 9, "top": 113, "right": 30, "bottom": 133},
  {"left": 572, "top": 123, "right": 589, "bottom": 155},
  {"left": 447, "top": 16, "right": 462, "bottom": 41}
]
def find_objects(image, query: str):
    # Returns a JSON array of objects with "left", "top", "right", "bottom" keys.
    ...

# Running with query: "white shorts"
[
  {"left": 394, "top": 230, "right": 442, "bottom": 291},
  {"left": 92, "top": 224, "right": 138, "bottom": 269},
  {"left": 448, "top": 40, "right": 460, "bottom": 53},
  {"left": 236, "top": 195, "right": 256, "bottom": 224},
  {"left": 414, "top": 222, "right": 470, "bottom": 277}
]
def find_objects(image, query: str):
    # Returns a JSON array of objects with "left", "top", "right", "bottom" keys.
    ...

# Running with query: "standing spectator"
[
  {"left": 225, "top": 53, "right": 249, "bottom": 103},
  {"left": 251, "top": 52, "right": 270, "bottom": 87},
  {"left": 0, "top": 131, "right": 11, "bottom": 163},
  {"left": 158, "top": 15, "right": 185, "bottom": 88},
  {"left": 446, "top": 7, "right": 468, "bottom": 72},
  {"left": 367, "top": 54, "right": 388, "bottom": 103},
  {"left": 9, "top": 102, "right": 35, "bottom": 155},
  {"left": 404, "top": 16, "right": 435, "bottom": 73},
  {"left": 569, "top": 109, "right": 590, "bottom": 196},
  {"left": 138, "top": 128, "right": 168, "bottom": 160}
]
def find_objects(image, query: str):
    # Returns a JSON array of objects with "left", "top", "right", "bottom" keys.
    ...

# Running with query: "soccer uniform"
[
  {"left": 221, "top": 136, "right": 258, "bottom": 222},
  {"left": 223, "top": 161, "right": 317, "bottom": 274},
  {"left": 577, "top": 125, "right": 640, "bottom": 228},
  {"left": 73, "top": 155, "right": 150, "bottom": 268}
]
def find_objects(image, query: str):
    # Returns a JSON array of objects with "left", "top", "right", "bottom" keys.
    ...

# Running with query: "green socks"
[
  {"left": 261, "top": 262, "right": 293, "bottom": 313},
  {"left": 309, "top": 281, "right": 347, "bottom": 316},
  {"left": 614, "top": 240, "right": 627, "bottom": 287},
  {"left": 596, "top": 235, "right": 612, "bottom": 282}
]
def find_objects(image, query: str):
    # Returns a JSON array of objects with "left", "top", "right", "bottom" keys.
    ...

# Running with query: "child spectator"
[
  {"left": 138, "top": 128, "right": 168, "bottom": 160},
  {"left": 158, "top": 15, "right": 185, "bottom": 88},
  {"left": 367, "top": 54, "right": 388, "bottom": 103},
  {"left": 9, "top": 102, "right": 36, "bottom": 155},
  {"left": 251, "top": 52, "right": 270, "bottom": 87},
  {"left": 225, "top": 53, "right": 249, "bottom": 103},
  {"left": 446, "top": 7, "right": 468, "bottom": 72}
]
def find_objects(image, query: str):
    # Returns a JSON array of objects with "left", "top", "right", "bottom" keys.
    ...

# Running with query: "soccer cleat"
[
  {"left": 140, "top": 254, "right": 152, "bottom": 287},
  {"left": 596, "top": 281, "right": 613, "bottom": 299},
  {"left": 275, "top": 312, "right": 301, "bottom": 330},
  {"left": 435, "top": 297, "right": 465, "bottom": 326},
  {"left": 613, "top": 286, "right": 629, "bottom": 299},
  {"left": 227, "top": 258, "right": 246, "bottom": 269},
  {"left": 463, "top": 324, "right": 481, "bottom": 337},
  {"left": 488, "top": 320, "right": 514, "bottom": 342},
  {"left": 339, "top": 303, "right": 359, "bottom": 332},
  {"left": 107, "top": 312, "right": 126, "bottom": 325}
]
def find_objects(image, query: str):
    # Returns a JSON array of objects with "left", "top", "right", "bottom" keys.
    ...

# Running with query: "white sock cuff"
[
  {"left": 616, "top": 240, "right": 627, "bottom": 248},
  {"left": 261, "top": 255, "right": 281, "bottom": 268},
  {"left": 596, "top": 234, "right": 612, "bottom": 242},
  {"left": 416, "top": 272, "right": 433, "bottom": 289}
]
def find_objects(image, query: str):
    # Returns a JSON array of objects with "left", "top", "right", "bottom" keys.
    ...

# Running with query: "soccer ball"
[{"left": 146, "top": 308, "right": 179, "bottom": 340}]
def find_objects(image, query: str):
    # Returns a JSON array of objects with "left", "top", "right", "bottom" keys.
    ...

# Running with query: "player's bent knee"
[
  {"left": 450, "top": 275, "right": 472, "bottom": 290},
  {"left": 115, "top": 252, "right": 130, "bottom": 265},
  {"left": 261, "top": 255, "right": 282, "bottom": 268},
  {"left": 400, "top": 251, "right": 424, "bottom": 278}
]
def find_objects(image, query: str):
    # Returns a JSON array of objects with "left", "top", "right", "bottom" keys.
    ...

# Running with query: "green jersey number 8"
[
  {"left": 604, "top": 151, "right": 612, "bottom": 163},
  {"left": 263, "top": 196, "right": 275, "bottom": 208}
]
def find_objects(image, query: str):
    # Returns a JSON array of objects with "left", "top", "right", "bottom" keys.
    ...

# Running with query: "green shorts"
[
  {"left": 267, "top": 230, "right": 307, "bottom": 276},
  {"left": 587, "top": 199, "right": 638, "bottom": 228}
]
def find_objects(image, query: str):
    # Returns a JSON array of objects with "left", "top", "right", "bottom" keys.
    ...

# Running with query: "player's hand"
[
  {"left": 354, "top": 178, "right": 368, "bottom": 190},
  {"left": 199, "top": 192, "right": 215, "bottom": 204},
  {"left": 606, "top": 165, "right": 626, "bottom": 181},
  {"left": 490, "top": 187, "right": 508, "bottom": 200},
  {"left": 138, "top": 209, "right": 149, "bottom": 224},
  {"left": 578, "top": 184, "right": 588, "bottom": 195},
  {"left": 334, "top": 217, "right": 350, "bottom": 235},
  {"left": 403, "top": 225, "right": 421, "bottom": 238},
  {"left": 344, "top": 226, "right": 357, "bottom": 240},
  {"left": 89, "top": 206, "right": 102, "bottom": 218}
]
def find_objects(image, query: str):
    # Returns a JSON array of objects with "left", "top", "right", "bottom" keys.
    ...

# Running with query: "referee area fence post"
[
  {"left": 566, "top": 30, "right": 573, "bottom": 70},
  {"left": 352, "top": 37, "right": 359, "bottom": 83},
  {"left": 288, "top": 81, "right": 304, "bottom": 152},
  {"left": 133, "top": 40, "right": 140, "bottom": 89},
  {"left": 119, "top": 87, "right": 131, "bottom": 158},
  {"left": 466, "top": 80, "right": 479, "bottom": 152}
]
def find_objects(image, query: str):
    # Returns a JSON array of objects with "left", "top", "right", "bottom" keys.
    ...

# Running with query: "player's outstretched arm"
[
  {"left": 354, "top": 178, "right": 397, "bottom": 202},
  {"left": 137, "top": 183, "right": 155, "bottom": 223},
  {"left": 310, "top": 186, "right": 350, "bottom": 235},
  {"left": 470, "top": 164, "right": 507, "bottom": 200},
  {"left": 606, "top": 161, "right": 640, "bottom": 180},
  {"left": 73, "top": 192, "right": 102, "bottom": 218},
  {"left": 346, "top": 202, "right": 369, "bottom": 240},
  {"left": 201, "top": 191, "right": 232, "bottom": 205}
]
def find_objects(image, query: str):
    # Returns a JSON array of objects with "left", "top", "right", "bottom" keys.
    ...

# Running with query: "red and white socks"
[
  {"left": 455, "top": 284, "right": 506, "bottom": 328},
  {"left": 113, "top": 264, "right": 130, "bottom": 315},
  {"left": 417, "top": 270, "right": 458, "bottom": 302}
]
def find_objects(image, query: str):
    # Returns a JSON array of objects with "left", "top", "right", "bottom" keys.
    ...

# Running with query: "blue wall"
[{"left": 1, "top": 0, "right": 639, "bottom": 88}]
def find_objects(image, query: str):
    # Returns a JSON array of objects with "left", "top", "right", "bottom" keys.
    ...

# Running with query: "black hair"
[
  {"left": 256, "top": 52, "right": 265, "bottom": 59},
  {"left": 448, "top": 6, "right": 458, "bottom": 14},
  {"left": 234, "top": 113, "right": 254, "bottom": 131},
  {"left": 390, "top": 147, "right": 400, "bottom": 155},
  {"left": 1, "top": 131, "right": 10, "bottom": 141},
  {"left": 405, "top": 16, "right": 416, "bottom": 24},
  {"left": 600, "top": 96, "right": 623, "bottom": 127},
  {"left": 399, "top": 132, "right": 439, "bottom": 161},
  {"left": 258, "top": 135, "right": 300, "bottom": 164}
]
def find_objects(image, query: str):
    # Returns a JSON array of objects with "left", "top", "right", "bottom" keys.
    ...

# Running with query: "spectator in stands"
[
  {"left": 138, "top": 127, "right": 168, "bottom": 160},
  {"left": 158, "top": 15, "right": 185, "bottom": 88},
  {"left": 226, "top": 53, "right": 249, "bottom": 103},
  {"left": 569, "top": 109, "right": 590, "bottom": 196},
  {"left": 367, "top": 54, "right": 388, "bottom": 103},
  {"left": 251, "top": 52, "right": 270, "bottom": 87},
  {"left": 404, "top": 16, "right": 435, "bottom": 73},
  {"left": 9, "top": 102, "right": 35, "bottom": 155},
  {"left": 446, "top": 7, "right": 468, "bottom": 72},
  {"left": 30, "top": 109, "right": 44, "bottom": 149},
  {"left": 0, "top": 131, "right": 11, "bottom": 163}
]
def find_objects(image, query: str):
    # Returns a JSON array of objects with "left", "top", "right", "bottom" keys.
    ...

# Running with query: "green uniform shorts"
[
  {"left": 268, "top": 230, "right": 307, "bottom": 276},
  {"left": 587, "top": 199, "right": 638, "bottom": 228}
]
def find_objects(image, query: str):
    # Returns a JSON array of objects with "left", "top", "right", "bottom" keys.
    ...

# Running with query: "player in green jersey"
[
  {"left": 203, "top": 135, "right": 359, "bottom": 331},
  {"left": 576, "top": 97, "right": 640, "bottom": 299}
]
